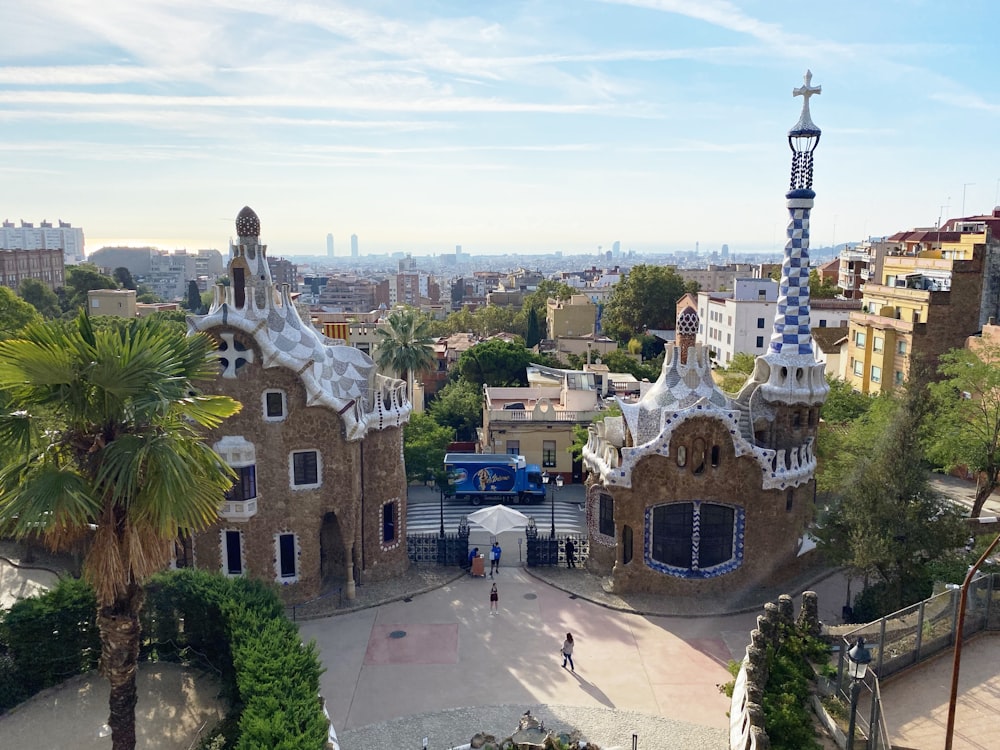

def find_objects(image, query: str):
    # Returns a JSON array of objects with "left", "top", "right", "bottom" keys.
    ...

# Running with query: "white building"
[
  {"left": 1, "top": 219, "right": 85, "bottom": 264},
  {"left": 697, "top": 278, "right": 858, "bottom": 367}
]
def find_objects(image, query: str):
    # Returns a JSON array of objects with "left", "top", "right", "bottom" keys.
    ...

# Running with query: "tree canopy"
[
  {"left": 17, "top": 278, "right": 61, "bottom": 319},
  {"left": 926, "top": 342, "right": 1000, "bottom": 517},
  {"left": 374, "top": 307, "right": 436, "bottom": 394},
  {"left": 61, "top": 264, "right": 117, "bottom": 313},
  {"left": 457, "top": 338, "right": 535, "bottom": 387},
  {"left": 428, "top": 379, "right": 482, "bottom": 442},
  {"left": 815, "top": 378, "right": 967, "bottom": 618},
  {"left": 600, "top": 265, "right": 688, "bottom": 343},
  {"left": 0, "top": 286, "right": 42, "bottom": 339},
  {"left": 403, "top": 412, "right": 454, "bottom": 484}
]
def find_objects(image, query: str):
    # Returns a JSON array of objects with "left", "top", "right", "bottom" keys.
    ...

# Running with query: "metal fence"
[
  {"left": 406, "top": 532, "right": 590, "bottom": 568},
  {"left": 406, "top": 532, "right": 470, "bottom": 566},
  {"left": 838, "top": 572, "right": 999, "bottom": 683},
  {"left": 833, "top": 572, "right": 1000, "bottom": 749},
  {"left": 526, "top": 534, "right": 590, "bottom": 567}
]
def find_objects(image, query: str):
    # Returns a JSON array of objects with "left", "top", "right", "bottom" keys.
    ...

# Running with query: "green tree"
[
  {"left": 0, "top": 286, "right": 42, "bottom": 339},
  {"left": 403, "top": 412, "right": 454, "bottom": 484},
  {"left": 428, "top": 380, "right": 483, "bottom": 441},
  {"left": 525, "top": 306, "right": 541, "bottom": 348},
  {"left": 815, "top": 379, "right": 967, "bottom": 616},
  {"left": 61, "top": 264, "right": 117, "bottom": 313},
  {"left": 601, "top": 265, "right": 687, "bottom": 343},
  {"left": 17, "top": 278, "right": 61, "bottom": 318},
  {"left": 821, "top": 376, "right": 873, "bottom": 423},
  {"left": 458, "top": 338, "right": 534, "bottom": 387},
  {"left": 728, "top": 352, "right": 756, "bottom": 375},
  {"left": 476, "top": 304, "right": 519, "bottom": 338},
  {"left": 0, "top": 313, "right": 241, "bottom": 750},
  {"left": 184, "top": 280, "right": 202, "bottom": 312},
  {"left": 375, "top": 307, "right": 436, "bottom": 396},
  {"left": 808, "top": 269, "right": 839, "bottom": 299},
  {"left": 135, "top": 283, "right": 161, "bottom": 304},
  {"left": 112, "top": 267, "right": 136, "bottom": 291},
  {"left": 927, "top": 343, "right": 1000, "bottom": 517}
]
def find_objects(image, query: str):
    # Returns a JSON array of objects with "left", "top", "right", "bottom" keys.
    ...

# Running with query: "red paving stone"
[{"left": 364, "top": 623, "right": 459, "bottom": 665}]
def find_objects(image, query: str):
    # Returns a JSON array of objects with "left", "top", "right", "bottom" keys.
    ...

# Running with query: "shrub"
[{"left": 0, "top": 577, "right": 99, "bottom": 712}]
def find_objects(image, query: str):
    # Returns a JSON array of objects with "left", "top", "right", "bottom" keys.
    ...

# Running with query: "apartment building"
[
  {"left": 698, "top": 279, "right": 858, "bottom": 367},
  {"left": 846, "top": 220, "right": 1000, "bottom": 394},
  {"left": 0, "top": 247, "right": 65, "bottom": 291},
  {"left": 0, "top": 219, "right": 85, "bottom": 265},
  {"left": 546, "top": 294, "right": 597, "bottom": 338}
]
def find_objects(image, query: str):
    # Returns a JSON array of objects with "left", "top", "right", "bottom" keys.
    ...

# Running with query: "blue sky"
[{"left": 1, "top": 1, "right": 998, "bottom": 257}]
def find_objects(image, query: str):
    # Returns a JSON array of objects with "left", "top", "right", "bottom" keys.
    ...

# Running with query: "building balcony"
[
  {"left": 220, "top": 498, "right": 258, "bottom": 521},
  {"left": 487, "top": 408, "right": 602, "bottom": 423}
]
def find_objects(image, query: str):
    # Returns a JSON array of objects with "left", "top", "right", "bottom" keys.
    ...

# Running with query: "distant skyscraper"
[
  {"left": 721, "top": 244, "right": 730, "bottom": 261},
  {"left": 612, "top": 240, "right": 620, "bottom": 256},
  {"left": 351, "top": 234, "right": 359, "bottom": 258},
  {"left": 326, "top": 233, "right": 334, "bottom": 257}
]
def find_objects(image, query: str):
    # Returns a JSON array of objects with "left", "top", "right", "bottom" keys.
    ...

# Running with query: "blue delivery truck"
[{"left": 444, "top": 453, "right": 546, "bottom": 505}]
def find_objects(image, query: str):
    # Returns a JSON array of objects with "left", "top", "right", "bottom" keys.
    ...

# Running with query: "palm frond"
[{"left": 0, "top": 459, "right": 101, "bottom": 536}]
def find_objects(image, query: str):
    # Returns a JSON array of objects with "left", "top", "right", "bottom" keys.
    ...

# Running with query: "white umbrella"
[{"left": 466, "top": 504, "right": 532, "bottom": 536}]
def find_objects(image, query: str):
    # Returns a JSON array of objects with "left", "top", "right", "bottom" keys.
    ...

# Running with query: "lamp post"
[
  {"left": 543, "top": 472, "right": 562, "bottom": 540},
  {"left": 845, "top": 637, "right": 872, "bottom": 750}
]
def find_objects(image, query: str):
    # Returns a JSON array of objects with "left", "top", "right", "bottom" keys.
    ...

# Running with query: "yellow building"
[
  {"left": 546, "top": 294, "right": 596, "bottom": 338},
  {"left": 846, "top": 228, "right": 1000, "bottom": 394},
  {"left": 87, "top": 288, "right": 137, "bottom": 318},
  {"left": 482, "top": 365, "right": 606, "bottom": 483}
]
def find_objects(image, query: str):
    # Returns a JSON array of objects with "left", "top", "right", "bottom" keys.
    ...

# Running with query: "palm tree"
[
  {"left": 0, "top": 313, "right": 241, "bottom": 750},
  {"left": 374, "top": 307, "right": 436, "bottom": 396}
]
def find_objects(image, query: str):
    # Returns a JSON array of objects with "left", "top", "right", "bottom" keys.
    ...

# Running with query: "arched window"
[
  {"left": 622, "top": 525, "right": 633, "bottom": 565},
  {"left": 692, "top": 438, "right": 706, "bottom": 475},
  {"left": 599, "top": 493, "right": 614, "bottom": 537},
  {"left": 711, "top": 445, "right": 721, "bottom": 468},
  {"left": 648, "top": 502, "right": 743, "bottom": 578},
  {"left": 676, "top": 444, "right": 687, "bottom": 468}
]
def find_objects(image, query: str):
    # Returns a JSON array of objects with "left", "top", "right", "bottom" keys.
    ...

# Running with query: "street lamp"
[
  {"left": 542, "top": 472, "right": 562, "bottom": 539},
  {"left": 845, "top": 637, "right": 872, "bottom": 750}
]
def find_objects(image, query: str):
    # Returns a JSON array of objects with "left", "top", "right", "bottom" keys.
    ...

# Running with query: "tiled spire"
[{"left": 769, "top": 71, "right": 821, "bottom": 357}]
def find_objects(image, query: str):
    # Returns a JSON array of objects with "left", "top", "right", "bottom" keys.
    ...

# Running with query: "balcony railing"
[
  {"left": 220, "top": 498, "right": 258, "bottom": 521},
  {"left": 487, "top": 408, "right": 601, "bottom": 423}
]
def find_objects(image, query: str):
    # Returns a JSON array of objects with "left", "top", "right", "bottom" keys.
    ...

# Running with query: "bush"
[
  {"left": 852, "top": 574, "right": 934, "bottom": 623},
  {"left": 142, "top": 569, "right": 329, "bottom": 750},
  {"left": 761, "top": 626, "right": 828, "bottom": 750},
  {"left": 0, "top": 577, "right": 99, "bottom": 712}
]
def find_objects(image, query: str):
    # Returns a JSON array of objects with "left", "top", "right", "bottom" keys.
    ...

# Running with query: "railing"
[
  {"left": 833, "top": 572, "right": 999, "bottom": 748},
  {"left": 406, "top": 532, "right": 469, "bottom": 566},
  {"left": 839, "top": 573, "right": 998, "bottom": 683},
  {"left": 486, "top": 409, "right": 599, "bottom": 423},
  {"left": 525, "top": 534, "right": 590, "bottom": 567}
]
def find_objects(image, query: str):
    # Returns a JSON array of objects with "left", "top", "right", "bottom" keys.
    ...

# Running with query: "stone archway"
[{"left": 319, "top": 511, "right": 348, "bottom": 589}]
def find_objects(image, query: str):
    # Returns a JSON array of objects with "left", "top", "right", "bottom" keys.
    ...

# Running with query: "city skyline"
[{"left": 1, "top": 1, "right": 998, "bottom": 256}]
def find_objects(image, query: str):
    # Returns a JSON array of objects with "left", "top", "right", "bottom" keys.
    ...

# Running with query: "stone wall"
[
  {"left": 192, "top": 329, "right": 408, "bottom": 603},
  {"left": 595, "top": 416, "right": 813, "bottom": 595}
]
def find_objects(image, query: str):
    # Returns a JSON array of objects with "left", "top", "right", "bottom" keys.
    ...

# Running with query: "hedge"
[{"left": 2, "top": 569, "right": 330, "bottom": 749}]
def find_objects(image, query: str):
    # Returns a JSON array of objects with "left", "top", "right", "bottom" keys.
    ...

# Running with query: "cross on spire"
[{"left": 790, "top": 70, "right": 821, "bottom": 134}]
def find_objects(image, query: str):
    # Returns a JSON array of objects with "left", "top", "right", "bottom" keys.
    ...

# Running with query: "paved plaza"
[{"left": 3, "top": 496, "right": 1000, "bottom": 749}]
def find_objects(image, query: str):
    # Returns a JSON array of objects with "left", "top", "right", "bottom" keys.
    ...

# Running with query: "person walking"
[
  {"left": 564, "top": 538, "right": 576, "bottom": 568},
  {"left": 490, "top": 541, "right": 502, "bottom": 576},
  {"left": 489, "top": 583, "right": 499, "bottom": 615},
  {"left": 560, "top": 633, "right": 575, "bottom": 671}
]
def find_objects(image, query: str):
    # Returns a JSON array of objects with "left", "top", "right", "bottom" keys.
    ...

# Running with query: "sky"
[{"left": 1, "top": 1, "right": 998, "bottom": 258}]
